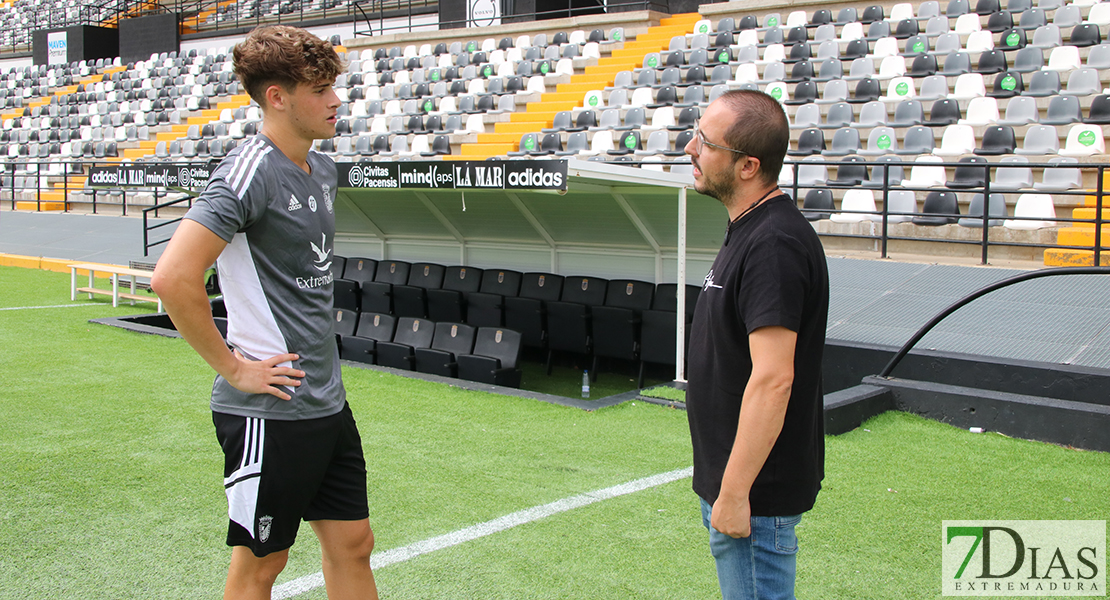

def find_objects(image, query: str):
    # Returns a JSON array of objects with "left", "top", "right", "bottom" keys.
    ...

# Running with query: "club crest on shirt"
[
  {"left": 322, "top": 184, "right": 333, "bottom": 214},
  {"left": 308, "top": 195, "right": 318, "bottom": 212}
]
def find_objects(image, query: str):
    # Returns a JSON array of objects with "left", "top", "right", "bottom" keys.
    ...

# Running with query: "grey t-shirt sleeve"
[{"left": 184, "top": 154, "right": 271, "bottom": 242}]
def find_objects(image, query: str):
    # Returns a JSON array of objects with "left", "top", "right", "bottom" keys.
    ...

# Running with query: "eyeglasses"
[{"left": 694, "top": 123, "right": 749, "bottom": 156}]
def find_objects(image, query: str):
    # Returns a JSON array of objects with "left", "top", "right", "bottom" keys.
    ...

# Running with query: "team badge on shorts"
[{"left": 258, "top": 515, "right": 273, "bottom": 542}]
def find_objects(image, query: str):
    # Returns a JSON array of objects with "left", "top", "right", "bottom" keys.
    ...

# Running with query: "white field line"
[
  {"left": 271, "top": 466, "right": 693, "bottom": 599},
  {"left": 0, "top": 304, "right": 94, "bottom": 311}
]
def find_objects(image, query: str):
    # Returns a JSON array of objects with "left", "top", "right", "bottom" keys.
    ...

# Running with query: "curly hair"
[{"left": 233, "top": 25, "right": 344, "bottom": 105}]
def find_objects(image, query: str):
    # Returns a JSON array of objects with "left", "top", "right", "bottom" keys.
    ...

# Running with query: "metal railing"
[
  {"left": 174, "top": 0, "right": 387, "bottom": 35},
  {"left": 1, "top": 160, "right": 182, "bottom": 216},
  {"left": 143, "top": 193, "right": 195, "bottom": 256},
  {"left": 0, "top": 0, "right": 160, "bottom": 55},
  {"left": 879, "top": 266, "right": 1110, "bottom": 378},
  {"left": 7, "top": 157, "right": 1109, "bottom": 266},
  {"left": 779, "top": 157, "right": 1109, "bottom": 266},
  {"left": 351, "top": 0, "right": 663, "bottom": 38}
]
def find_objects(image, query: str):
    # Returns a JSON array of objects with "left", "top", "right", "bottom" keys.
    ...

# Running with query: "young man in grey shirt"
[{"left": 152, "top": 26, "right": 378, "bottom": 600}]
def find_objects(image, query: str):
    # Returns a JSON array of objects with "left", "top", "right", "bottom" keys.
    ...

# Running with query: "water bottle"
[{"left": 581, "top": 370, "right": 590, "bottom": 398}]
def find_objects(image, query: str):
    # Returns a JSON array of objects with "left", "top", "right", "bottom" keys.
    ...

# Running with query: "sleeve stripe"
[
  {"left": 225, "top": 137, "right": 262, "bottom": 188},
  {"left": 227, "top": 138, "right": 273, "bottom": 199}
]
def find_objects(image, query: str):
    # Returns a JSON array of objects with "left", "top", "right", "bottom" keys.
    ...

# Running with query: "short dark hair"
[
  {"left": 716, "top": 90, "right": 790, "bottom": 187},
  {"left": 233, "top": 25, "right": 344, "bottom": 105}
]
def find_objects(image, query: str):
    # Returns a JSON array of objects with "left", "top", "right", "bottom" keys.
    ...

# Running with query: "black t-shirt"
[{"left": 686, "top": 194, "right": 829, "bottom": 516}]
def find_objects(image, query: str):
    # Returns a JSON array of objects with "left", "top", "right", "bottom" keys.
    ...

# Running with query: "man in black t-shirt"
[{"left": 684, "top": 90, "right": 829, "bottom": 600}]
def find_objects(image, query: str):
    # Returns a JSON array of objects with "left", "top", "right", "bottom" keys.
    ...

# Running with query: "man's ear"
[
  {"left": 263, "top": 84, "right": 287, "bottom": 112},
  {"left": 736, "top": 155, "right": 762, "bottom": 182}
]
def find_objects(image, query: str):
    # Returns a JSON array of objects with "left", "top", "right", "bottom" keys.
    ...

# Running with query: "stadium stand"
[{"left": 3, "top": 1, "right": 1110, "bottom": 271}]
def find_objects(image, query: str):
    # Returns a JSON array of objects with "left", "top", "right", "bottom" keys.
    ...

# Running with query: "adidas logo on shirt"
[{"left": 288, "top": 194, "right": 302, "bottom": 211}]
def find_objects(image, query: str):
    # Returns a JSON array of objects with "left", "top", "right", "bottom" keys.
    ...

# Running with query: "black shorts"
[{"left": 213, "top": 402, "right": 369, "bottom": 557}]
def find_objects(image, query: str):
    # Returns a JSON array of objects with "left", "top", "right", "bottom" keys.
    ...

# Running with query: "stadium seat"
[
  {"left": 948, "top": 156, "right": 990, "bottom": 188},
  {"left": 822, "top": 128, "right": 861, "bottom": 156},
  {"left": 343, "top": 258, "right": 377, "bottom": 284},
  {"left": 890, "top": 99, "right": 925, "bottom": 127},
  {"left": 377, "top": 317, "right": 436, "bottom": 371},
  {"left": 933, "top": 124, "right": 977, "bottom": 156},
  {"left": 414, "top": 322, "right": 476, "bottom": 378},
  {"left": 504, "top": 273, "right": 564, "bottom": 348},
  {"left": 959, "top": 193, "right": 1008, "bottom": 227},
  {"left": 1004, "top": 193, "right": 1057, "bottom": 228},
  {"left": 1041, "top": 95, "right": 1083, "bottom": 125},
  {"left": 340, "top": 313, "right": 396, "bottom": 365},
  {"left": 457, "top": 327, "right": 523, "bottom": 388},
  {"left": 802, "top": 188, "right": 836, "bottom": 220},
  {"left": 912, "top": 191, "right": 960, "bottom": 225},
  {"left": 991, "top": 155, "right": 1034, "bottom": 190},
  {"left": 427, "top": 266, "right": 483, "bottom": 323},
  {"left": 829, "top": 156, "right": 869, "bottom": 186},
  {"left": 591, "top": 279, "right": 655, "bottom": 377},
  {"left": 821, "top": 102, "right": 856, "bottom": 129},
  {"left": 544, "top": 276, "right": 608, "bottom": 370},
  {"left": 831, "top": 189, "right": 879, "bottom": 222},
  {"left": 1033, "top": 156, "right": 1082, "bottom": 190},
  {"left": 894, "top": 125, "right": 936, "bottom": 155},
  {"left": 638, "top": 284, "right": 699, "bottom": 386},
  {"left": 975, "top": 125, "right": 1017, "bottom": 154},
  {"left": 333, "top": 279, "right": 360, "bottom": 311},
  {"left": 332, "top": 308, "right": 358, "bottom": 338},
  {"left": 1058, "top": 124, "right": 1105, "bottom": 156},
  {"left": 902, "top": 155, "right": 948, "bottom": 187},
  {"left": 467, "top": 269, "right": 523, "bottom": 328},
  {"left": 863, "top": 156, "right": 906, "bottom": 188},
  {"left": 883, "top": 190, "right": 919, "bottom": 222}
]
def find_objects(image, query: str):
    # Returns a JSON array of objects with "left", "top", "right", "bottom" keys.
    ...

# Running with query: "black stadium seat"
[
  {"left": 591, "top": 279, "right": 654, "bottom": 378},
  {"left": 544, "top": 276, "right": 608, "bottom": 372},
  {"left": 415, "top": 322, "right": 477, "bottom": 377},
  {"left": 467, "top": 269, "right": 523, "bottom": 328},
  {"left": 638, "top": 284, "right": 700, "bottom": 387},
  {"left": 333, "top": 278, "right": 360, "bottom": 311},
  {"left": 360, "top": 260, "right": 410, "bottom": 314},
  {"left": 427, "top": 265, "right": 483, "bottom": 323},
  {"left": 457, "top": 327, "right": 523, "bottom": 388},
  {"left": 332, "top": 308, "right": 358, "bottom": 337},
  {"left": 377, "top": 317, "right": 435, "bottom": 370},
  {"left": 342, "top": 258, "right": 377, "bottom": 285},
  {"left": 392, "top": 262, "right": 445, "bottom": 319},
  {"left": 340, "top": 312, "right": 396, "bottom": 364},
  {"left": 504, "top": 272, "right": 564, "bottom": 348}
]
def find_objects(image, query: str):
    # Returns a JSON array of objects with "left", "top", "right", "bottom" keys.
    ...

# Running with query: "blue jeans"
[{"left": 700, "top": 498, "right": 801, "bottom": 600}]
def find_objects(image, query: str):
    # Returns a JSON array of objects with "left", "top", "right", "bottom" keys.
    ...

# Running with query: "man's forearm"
[
  {"left": 718, "top": 376, "right": 792, "bottom": 501},
  {"left": 154, "top": 269, "right": 238, "bottom": 380}
]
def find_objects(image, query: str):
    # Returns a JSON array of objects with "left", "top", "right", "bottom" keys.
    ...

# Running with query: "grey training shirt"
[{"left": 184, "top": 134, "right": 345, "bottom": 420}]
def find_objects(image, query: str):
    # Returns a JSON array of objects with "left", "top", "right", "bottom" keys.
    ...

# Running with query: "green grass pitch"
[{"left": 0, "top": 265, "right": 1106, "bottom": 599}]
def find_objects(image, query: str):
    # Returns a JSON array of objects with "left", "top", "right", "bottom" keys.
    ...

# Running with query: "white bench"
[{"left": 69, "top": 263, "right": 163, "bottom": 311}]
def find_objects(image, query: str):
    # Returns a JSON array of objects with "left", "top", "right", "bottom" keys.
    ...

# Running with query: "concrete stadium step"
[
  {"left": 475, "top": 132, "right": 531, "bottom": 144},
  {"left": 495, "top": 121, "right": 550, "bottom": 134},
  {"left": 1043, "top": 249, "right": 1110, "bottom": 266},
  {"left": 1056, "top": 226, "right": 1110, "bottom": 247},
  {"left": 510, "top": 110, "right": 560, "bottom": 123},
  {"left": 15, "top": 189, "right": 67, "bottom": 211},
  {"left": 122, "top": 141, "right": 160, "bottom": 160},
  {"left": 460, "top": 143, "right": 515, "bottom": 157},
  {"left": 556, "top": 82, "right": 607, "bottom": 94},
  {"left": 15, "top": 201, "right": 66, "bottom": 211}
]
